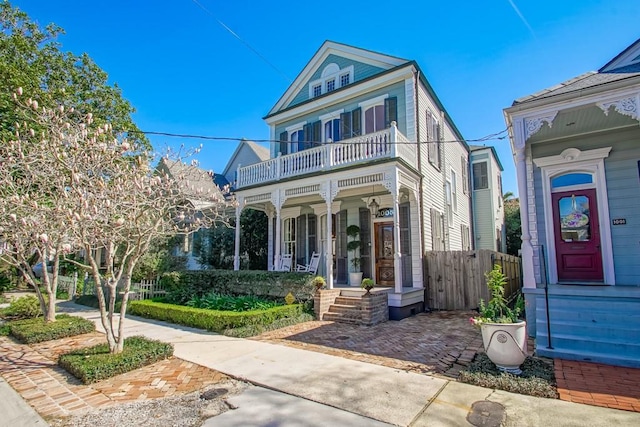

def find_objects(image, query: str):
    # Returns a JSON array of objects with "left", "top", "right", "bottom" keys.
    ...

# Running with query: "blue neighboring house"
[{"left": 504, "top": 38, "right": 640, "bottom": 367}]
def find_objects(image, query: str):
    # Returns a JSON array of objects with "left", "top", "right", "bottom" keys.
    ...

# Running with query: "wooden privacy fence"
[{"left": 424, "top": 250, "right": 521, "bottom": 311}]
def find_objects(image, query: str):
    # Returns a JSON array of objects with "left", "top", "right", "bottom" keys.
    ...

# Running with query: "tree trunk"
[{"left": 45, "top": 291, "right": 56, "bottom": 322}]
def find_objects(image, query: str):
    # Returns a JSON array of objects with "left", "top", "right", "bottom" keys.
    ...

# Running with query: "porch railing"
[{"left": 237, "top": 122, "right": 415, "bottom": 188}]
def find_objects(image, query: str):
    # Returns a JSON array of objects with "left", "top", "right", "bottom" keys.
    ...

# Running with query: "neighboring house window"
[
  {"left": 312, "top": 84, "right": 322, "bottom": 98},
  {"left": 445, "top": 180, "right": 453, "bottom": 227},
  {"left": 283, "top": 218, "right": 296, "bottom": 259},
  {"left": 326, "top": 79, "right": 335, "bottom": 92},
  {"left": 461, "top": 157, "right": 469, "bottom": 194},
  {"left": 473, "top": 162, "right": 489, "bottom": 190},
  {"left": 451, "top": 169, "right": 458, "bottom": 212},
  {"left": 461, "top": 224, "right": 471, "bottom": 250},
  {"left": 340, "top": 73, "right": 350, "bottom": 87},
  {"left": 426, "top": 111, "right": 441, "bottom": 169},
  {"left": 431, "top": 208, "right": 445, "bottom": 251}
]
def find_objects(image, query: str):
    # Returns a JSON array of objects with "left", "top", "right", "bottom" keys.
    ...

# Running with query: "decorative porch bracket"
[{"left": 597, "top": 93, "right": 640, "bottom": 122}]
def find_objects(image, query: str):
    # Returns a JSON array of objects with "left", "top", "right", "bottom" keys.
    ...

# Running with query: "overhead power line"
[{"left": 124, "top": 128, "right": 509, "bottom": 145}]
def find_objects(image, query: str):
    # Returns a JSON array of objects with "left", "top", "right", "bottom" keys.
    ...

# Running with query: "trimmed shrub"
[
  {"left": 9, "top": 314, "right": 96, "bottom": 344},
  {"left": 59, "top": 336, "right": 173, "bottom": 384},
  {"left": 187, "top": 293, "right": 282, "bottom": 312},
  {"left": 162, "top": 270, "right": 315, "bottom": 305},
  {"left": 1, "top": 295, "right": 41, "bottom": 320},
  {"left": 128, "top": 300, "right": 304, "bottom": 332},
  {"left": 223, "top": 313, "right": 314, "bottom": 338}
]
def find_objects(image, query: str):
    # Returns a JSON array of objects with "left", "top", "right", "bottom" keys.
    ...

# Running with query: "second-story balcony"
[{"left": 237, "top": 122, "right": 414, "bottom": 189}]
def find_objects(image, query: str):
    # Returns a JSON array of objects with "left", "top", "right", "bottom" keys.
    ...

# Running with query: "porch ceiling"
[{"left": 528, "top": 104, "right": 638, "bottom": 143}]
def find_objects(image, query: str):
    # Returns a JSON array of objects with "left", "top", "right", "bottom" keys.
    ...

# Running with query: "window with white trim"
[
  {"left": 309, "top": 64, "right": 354, "bottom": 98},
  {"left": 451, "top": 169, "right": 458, "bottom": 212},
  {"left": 445, "top": 180, "right": 453, "bottom": 227},
  {"left": 283, "top": 218, "right": 296, "bottom": 258},
  {"left": 461, "top": 224, "right": 471, "bottom": 250},
  {"left": 324, "top": 119, "right": 340, "bottom": 142},
  {"left": 326, "top": 79, "right": 335, "bottom": 92},
  {"left": 289, "top": 129, "right": 304, "bottom": 153}
]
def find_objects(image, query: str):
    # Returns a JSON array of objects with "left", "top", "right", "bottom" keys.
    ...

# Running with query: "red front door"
[{"left": 552, "top": 189, "right": 603, "bottom": 282}]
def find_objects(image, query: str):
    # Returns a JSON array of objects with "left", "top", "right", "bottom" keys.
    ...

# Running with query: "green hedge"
[
  {"left": 161, "top": 270, "right": 316, "bottom": 305},
  {"left": 128, "top": 300, "right": 304, "bottom": 332},
  {"left": 59, "top": 336, "right": 173, "bottom": 384},
  {"left": 9, "top": 314, "right": 96, "bottom": 344}
]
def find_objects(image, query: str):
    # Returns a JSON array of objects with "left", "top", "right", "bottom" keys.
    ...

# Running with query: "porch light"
[{"left": 368, "top": 198, "right": 379, "bottom": 213}]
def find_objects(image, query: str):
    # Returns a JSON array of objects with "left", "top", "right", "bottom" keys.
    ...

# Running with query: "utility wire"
[{"left": 124, "top": 128, "right": 509, "bottom": 145}]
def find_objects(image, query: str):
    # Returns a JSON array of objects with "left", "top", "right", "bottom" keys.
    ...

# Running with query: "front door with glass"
[
  {"left": 374, "top": 222, "right": 394, "bottom": 286},
  {"left": 552, "top": 189, "right": 603, "bottom": 281}
]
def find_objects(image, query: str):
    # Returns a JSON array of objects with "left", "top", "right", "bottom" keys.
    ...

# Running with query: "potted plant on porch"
[
  {"left": 471, "top": 264, "right": 527, "bottom": 374},
  {"left": 346, "top": 224, "right": 363, "bottom": 287}
]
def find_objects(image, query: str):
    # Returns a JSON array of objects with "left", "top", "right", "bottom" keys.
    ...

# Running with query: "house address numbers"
[
  {"left": 376, "top": 208, "right": 394, "bottom": 218},
  {"left": 612, "top": 218, "right": 626, "bottom": 225}
]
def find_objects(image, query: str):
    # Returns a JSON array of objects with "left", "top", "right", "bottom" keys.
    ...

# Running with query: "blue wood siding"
[
  {"left": 531, "top": 126, "right": 640, "bottom": 286},
  {"left": 288, "top": 54, "right": 387, "bottom": 108},
  {"left": 275, "top": 81, "right": 407, "bottom": 145}
]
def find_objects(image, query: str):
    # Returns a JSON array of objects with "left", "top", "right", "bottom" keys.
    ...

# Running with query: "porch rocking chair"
[
  {"left": 276, "top": 254, "right": 293, "bottom": 272},
  {"left": 296, "top": 252, "right": 321, "bottom": 274}
]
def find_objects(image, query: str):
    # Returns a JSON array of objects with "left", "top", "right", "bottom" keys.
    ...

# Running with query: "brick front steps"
[{"left": 314, "top": 289, "right": 388, "bottom": 326}]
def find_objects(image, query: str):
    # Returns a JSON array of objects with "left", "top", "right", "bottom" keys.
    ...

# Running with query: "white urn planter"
[
  {"left": 480, "top": 321, "right": 527, "bottom": 374},
  {"left": 349, "top": 272, "right": 363, "bottom": 287}
]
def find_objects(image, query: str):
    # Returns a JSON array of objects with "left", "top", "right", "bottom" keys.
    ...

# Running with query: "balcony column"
[
  {"left": 233, "top": 198, "right": 244, "bottom": 271},
  {"left": 390, "top": 121, "right": 398, "bottom": 157},
  {"left": 392, "top": 190, "right": 403, "bottom": 294}
]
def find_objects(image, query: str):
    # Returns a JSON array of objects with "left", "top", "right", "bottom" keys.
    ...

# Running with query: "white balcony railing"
[{"left": 237, "top": 122, "right": 415, "bottom": 188}]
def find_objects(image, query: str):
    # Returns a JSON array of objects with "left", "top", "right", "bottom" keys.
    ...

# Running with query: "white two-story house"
[{"left": 232, "top": 41, "right": 473, "bottom": 319}]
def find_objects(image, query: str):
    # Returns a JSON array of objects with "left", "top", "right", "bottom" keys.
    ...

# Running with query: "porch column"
[
  {"left": 233, "top": 204, "right": 242, "bottom": 271},
  {"left": 266, "top": 207, "right": 274, "bottom": 271},
  {"left": 321, "top": 180, "right": 335, "bottom": 289},
  {"left": 274, "top": 205, "right": 282, "bottom": 270},
  {"left": 325, "top": 195, "right": 334, "bottom": 289},
  {"left": 393, "top": 194, "right": 403, "bottom": 294},
  {"left": 515, "top": 145, "right": 536, "bottom": 289}
]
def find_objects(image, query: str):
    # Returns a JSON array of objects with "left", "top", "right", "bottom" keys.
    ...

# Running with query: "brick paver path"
[
  {"left": 253, "top": 310, "right": 484, "bottom": 378},
  {"left": 0, "top": 332, "right": 228, "bottom": 419},
  {"left": 555, "top": 359, "right": 640, "bottom": 412}
]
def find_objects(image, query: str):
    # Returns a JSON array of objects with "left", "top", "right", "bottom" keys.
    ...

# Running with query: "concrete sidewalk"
[
  {"left": 58, "top": 303, "right": 640, "bottom": 426},
  {"left": 0, "top": 377, "right": 48, "bottom": 426}
]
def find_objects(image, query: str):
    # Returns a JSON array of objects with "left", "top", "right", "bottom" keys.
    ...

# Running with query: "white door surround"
[{"left": 533, "top": 147, "right": 614, "bottom": 285}]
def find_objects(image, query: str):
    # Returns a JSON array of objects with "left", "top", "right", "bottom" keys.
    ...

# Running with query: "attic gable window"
[{"left": 309, "top": 64, "right": 354, "bottom": 98}]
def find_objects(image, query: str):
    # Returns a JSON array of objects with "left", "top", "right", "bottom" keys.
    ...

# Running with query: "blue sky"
[{"left": 11, "top": 0, "right": 640, "bottom": 195}]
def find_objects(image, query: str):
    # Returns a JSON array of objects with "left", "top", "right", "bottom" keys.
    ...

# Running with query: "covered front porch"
[{"left": 232, "top": 160, "right": 424, "bottom": 313}]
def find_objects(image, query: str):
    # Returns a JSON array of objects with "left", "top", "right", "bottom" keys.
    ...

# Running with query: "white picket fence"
[{"left": 81, "top": 277, "right": 166, "bottom": 300}]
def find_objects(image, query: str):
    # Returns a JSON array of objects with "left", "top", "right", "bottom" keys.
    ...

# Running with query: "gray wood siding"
[
  {"left": 274, "top": 81, "right": 407, "bottom": 144},
  {"left": 288, "top": 54, "right": 387, "bottom": 108},
  {"left": 531, "top": 126, "right": 640, "bottom": 285}
]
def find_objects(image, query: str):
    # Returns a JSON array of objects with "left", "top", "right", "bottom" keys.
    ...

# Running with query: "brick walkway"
[
  {"left": 0, "top": 332, "right": 228, "bottom": 419},
  {"left": 253, "top": 310, "right": 484, "bottom": 378},
  {"left": 555, "top": 359, "right": 640, "bottom": 412}
]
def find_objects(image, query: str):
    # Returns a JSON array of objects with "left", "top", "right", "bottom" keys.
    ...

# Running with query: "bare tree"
[{"left": 0, "top": 89, "right": 229, "bottom": 352}]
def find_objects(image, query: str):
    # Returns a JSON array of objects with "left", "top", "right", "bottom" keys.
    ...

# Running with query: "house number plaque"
[
  {"left": 376, "top": 208, "right": 394, "bottom": 218},
  {"left": 612, "top": 218, "right": 626, "bottom": 225}
]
